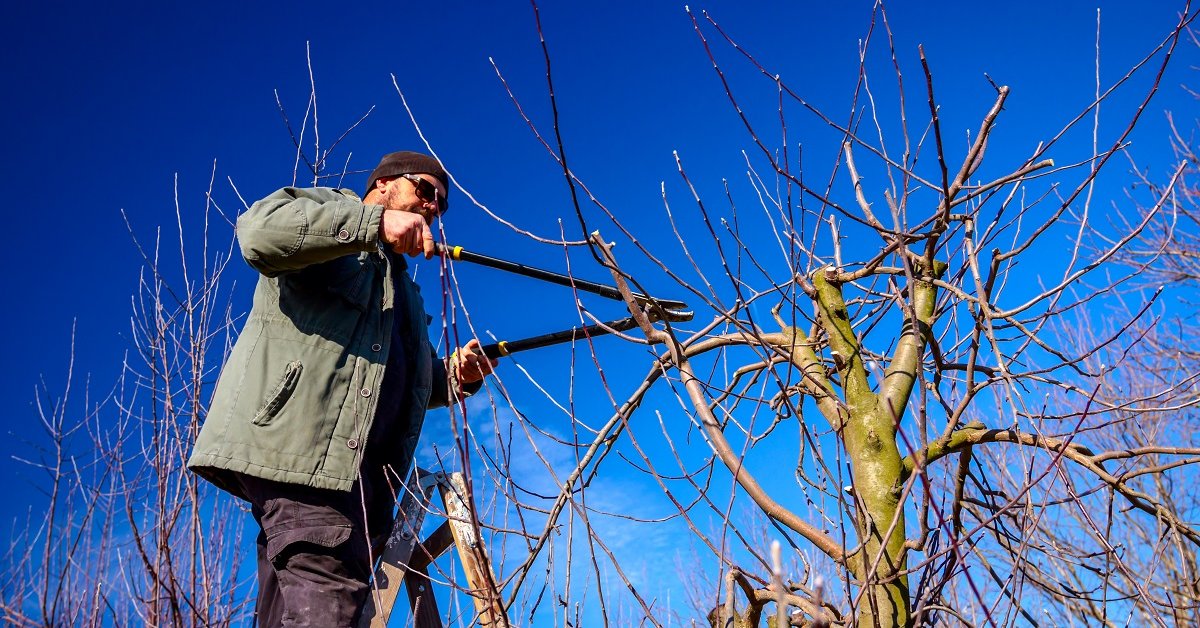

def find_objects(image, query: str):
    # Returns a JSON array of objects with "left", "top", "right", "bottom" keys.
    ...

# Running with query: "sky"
[{"left": 2, "top": 0, "right": 1197, "bottom": 623}]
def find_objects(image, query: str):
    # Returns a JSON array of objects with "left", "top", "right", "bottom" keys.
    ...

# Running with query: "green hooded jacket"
[{"left": 187, "top": 186, "right": 472, "bottom": 496}]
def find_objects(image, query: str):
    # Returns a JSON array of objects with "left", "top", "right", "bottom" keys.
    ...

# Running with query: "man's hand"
[
  {"left": 453, "top": 339, "right": 498, "bottom": 385},
  {"left": 379, "top": 209, "right": 435, "bottom": 258}
]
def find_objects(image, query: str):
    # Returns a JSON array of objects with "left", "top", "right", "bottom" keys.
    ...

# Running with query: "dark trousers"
[{"left": 237, "top": 475, "right": 396, "bottom": 627}]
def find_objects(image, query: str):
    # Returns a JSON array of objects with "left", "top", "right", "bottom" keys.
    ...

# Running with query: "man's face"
[{"left": 379, "top": 173, "right": 447, "bottom": 223}]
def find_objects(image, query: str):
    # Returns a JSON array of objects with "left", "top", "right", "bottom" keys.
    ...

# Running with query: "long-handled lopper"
[
  {"left": 436, "top": 243, "right": 688, "bottom": 311},
  {"left": 478, "top": 307, "right": 693, "bottom": 359},
  {"left": 437, "top": 243, "right": 692, "bottom": 358}
]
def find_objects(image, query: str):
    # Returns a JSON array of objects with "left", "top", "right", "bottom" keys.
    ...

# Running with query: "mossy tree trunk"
[{"left": 812, "top": 259, "right": 943, "bottom": 627}]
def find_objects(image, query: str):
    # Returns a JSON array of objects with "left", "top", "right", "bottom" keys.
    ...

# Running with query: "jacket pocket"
[
  {"left": 322, "top": 254, "right": 372, "bottom": 311},
  {"left": 325, "top": 266, "right": 369, "bottom": 311},
  {"left": 280, "top": 254, "right": 372, "bottom": 315},
  {"left": 252, "top": 360, "right": 303, "bottom": 426}
]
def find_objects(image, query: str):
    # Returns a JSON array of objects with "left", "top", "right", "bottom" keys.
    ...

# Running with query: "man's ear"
[{"left": 367, "top": 177, "right": 392, "bottom": 202}]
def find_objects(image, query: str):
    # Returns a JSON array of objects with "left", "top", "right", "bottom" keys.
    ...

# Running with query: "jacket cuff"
[
  {"left": 357, "top": 201, "right": 384, "bottom": 249},
  {"left": 446, "top": 358, "right": 485, "bottom": 404},
  {"left": 457, "top": 379, "right": 484, "bottom": 400}
]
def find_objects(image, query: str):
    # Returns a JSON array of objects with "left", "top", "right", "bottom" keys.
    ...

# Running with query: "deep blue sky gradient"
[{"left": 2, "top": 0, "right": 1195, "bottom": 619}]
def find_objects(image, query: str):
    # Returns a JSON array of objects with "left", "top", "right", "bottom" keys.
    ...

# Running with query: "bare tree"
[
  {"left": 419, "top": 4, "right": 1200, "bottom": 627},
  {"left": 997, "top": 24, "right": 1200, "bottom": 627},
  {"left": 1, "top": 170, "right": 250, "bottom": 626},
  {"left": 0, "top": 45, "right": 381, "bottom": 626}
]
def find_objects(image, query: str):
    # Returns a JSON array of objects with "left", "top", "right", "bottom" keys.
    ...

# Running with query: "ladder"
[{"left": 358, "top": 469, "right": 509, "bottom": 628}]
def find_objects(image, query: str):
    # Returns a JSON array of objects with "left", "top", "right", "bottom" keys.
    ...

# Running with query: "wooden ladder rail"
[{"left": 359, "top": 469, "right": 509, "bottom": 628}]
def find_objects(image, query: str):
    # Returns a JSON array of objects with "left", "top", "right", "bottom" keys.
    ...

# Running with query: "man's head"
[{"left": 363, "top": 151, "right": 450, "bottom": 220}]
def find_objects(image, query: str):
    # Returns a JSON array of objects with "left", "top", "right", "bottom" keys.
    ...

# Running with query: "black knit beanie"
[{"left": 364, "top": 151, "right": 450, "bottom": 204}]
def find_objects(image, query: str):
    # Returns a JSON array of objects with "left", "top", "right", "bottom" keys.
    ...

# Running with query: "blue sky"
[{"left": 2, "top": 0, "right": 1196, "bottom": 622}]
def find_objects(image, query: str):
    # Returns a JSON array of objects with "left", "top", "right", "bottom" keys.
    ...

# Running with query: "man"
[{"left": 188, "top": 151, "right": 497, "bottom": 626}]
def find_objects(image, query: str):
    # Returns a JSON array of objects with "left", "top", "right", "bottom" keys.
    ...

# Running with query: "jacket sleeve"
[
  {"left": 427, "top": 351, "right": 484, "bottom": 409},
  {"left": 237, "top": 187, "right": 384, "bottom": 277}
]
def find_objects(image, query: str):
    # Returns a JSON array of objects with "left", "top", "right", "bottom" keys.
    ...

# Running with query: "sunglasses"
[{"left": 401, "top": 174, "right": 448, "bottom": 214}]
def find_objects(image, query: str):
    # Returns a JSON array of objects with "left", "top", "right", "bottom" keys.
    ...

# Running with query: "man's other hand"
[
  {"left": 453, "top": 339, "right": 498, "bottom": 385},
  {"left": 379, "top": 209, "right": 435, "bottom": 258}
]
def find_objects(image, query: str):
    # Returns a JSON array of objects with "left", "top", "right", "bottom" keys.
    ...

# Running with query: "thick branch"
[
  {"left": 903, "top": 423, "right": 1200, "bottom": 547},
  {"left": 813, "top": 270, "right": 872, "bottom": 409},
  {"left": 880, "top": 258, "right": 945, "bottom": 419},
  {"left": 678, "top": 360, "right": 847, "bottom": 563}
]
